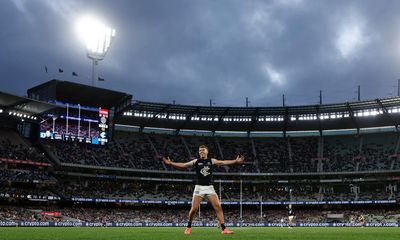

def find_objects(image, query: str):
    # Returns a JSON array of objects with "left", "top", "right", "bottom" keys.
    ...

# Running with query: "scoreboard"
[{"left": 40, "top": 105, "right": 109, "bottom": 145}]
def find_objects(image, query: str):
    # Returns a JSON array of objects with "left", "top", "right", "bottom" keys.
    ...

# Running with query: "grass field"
[{"left": 1, "top": 227, "right": 400, "bottom": 240}]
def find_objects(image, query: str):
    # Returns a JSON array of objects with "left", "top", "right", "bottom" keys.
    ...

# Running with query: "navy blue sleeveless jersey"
[
  {"left": 194, "top": 158, "right": 213, "bottom": 185},
  {"left": 287, "top": 207, "right": 295, "bottom": 216}
]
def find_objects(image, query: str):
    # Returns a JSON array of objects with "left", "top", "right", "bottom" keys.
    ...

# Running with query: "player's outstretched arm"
[
  {"left": 161, "top": 156, "right": 194, "bottom": 170},
  {"left": 212, "top": 154, "right": 245, "bottom": 166}
]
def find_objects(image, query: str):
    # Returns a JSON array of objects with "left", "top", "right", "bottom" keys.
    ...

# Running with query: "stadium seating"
[
  {"left": 0, "top": 168, "right": 56, "bottom": 183},
  {"left": 0, "top": 129, "right": 49, "bottom": 163},
  {"left": 39, "top": 131, "right": 400, "bottom": 174},
  {"left": 0, "top": 128, "right": 399, "bottom": 224}
]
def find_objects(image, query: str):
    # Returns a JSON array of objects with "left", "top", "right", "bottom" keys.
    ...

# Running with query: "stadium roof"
[
  {"left": 131, "top": 97, "right": 400, "bottom": 115},
  {"left": 115, "top": 97, "right": 400, "bottom": 133},
  {"left": 0, "top": 91, "right": 59, "bottom": 117},
  {"left": 27, "top": 79, "right": 132, "bottom": 109}
]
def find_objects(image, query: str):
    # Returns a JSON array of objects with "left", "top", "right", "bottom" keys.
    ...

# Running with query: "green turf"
[{"left": 1, "top": 227, "right": 399, "bottom": 240}]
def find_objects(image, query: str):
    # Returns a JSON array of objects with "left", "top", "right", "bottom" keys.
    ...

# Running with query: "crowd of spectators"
[
  {"left": 53, "top": 180, "right": 194, "bottom": 201},
  {"left": 323, "top": 134, "right": 398, "bottom": 172},
  {"left": 44, "top": 179, "right": 398, "bottom": 203},
  {"left": 0, "top": 206, "right": 62, "bottom": 222},
  {"left": 0, "top": 168, "right": 56, "bottom": 183},
  {"left": 1, "top": 128, "right": 399, "bottom": 204},
  {"left": 39, "top": 130, "right": 400, "bottom": 174},
  {"left": 2, "top": 126, "right": 400, "bottom": 227},
  {"left": 0, "top": 206, "right": 398, "bottom": 224},
  {"left": 45, "top": 132, "right": 163, "bottom": 170},
  {"left": 2, "top": 125, "right": 400, "bottom": 174},
  {"left": 0, "top": 130, "right": 48, "bottom": 163},
  {"left": 254, "top": 138, "right": 288, "bottom": 173}
]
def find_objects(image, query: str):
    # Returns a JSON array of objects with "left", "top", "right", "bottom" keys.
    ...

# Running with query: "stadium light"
[{"left": 76, "top": 15, "right": 116, "bottom": 87}]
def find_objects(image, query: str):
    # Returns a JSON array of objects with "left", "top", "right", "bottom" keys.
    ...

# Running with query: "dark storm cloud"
[{"left": 1, "top": 0, "right": 400, "bottom": 107}]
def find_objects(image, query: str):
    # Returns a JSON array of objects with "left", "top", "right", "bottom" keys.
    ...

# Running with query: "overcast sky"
[{"left": 2, "top": 0, "right": 400, "bottom": 107}]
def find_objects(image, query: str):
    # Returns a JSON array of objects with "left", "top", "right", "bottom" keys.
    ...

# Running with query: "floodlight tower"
[{"left": 77, "top": 16, "right": 116, "bottom": 87}]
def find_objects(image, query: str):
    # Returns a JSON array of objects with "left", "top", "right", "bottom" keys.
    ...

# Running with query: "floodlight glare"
[{"left": 76, "top": 15, "right": 116, "bottom": 87}]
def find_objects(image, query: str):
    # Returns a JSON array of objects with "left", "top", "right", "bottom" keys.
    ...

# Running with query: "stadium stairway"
[
  {"left": 181, "top": 136, "right": 192, "bottom": 159},
  {"left": 145, "top": 135, "right": 167, "bottom": 171},
  {"left": 37, "top": 141, "right": 61, "bottom": 165}
]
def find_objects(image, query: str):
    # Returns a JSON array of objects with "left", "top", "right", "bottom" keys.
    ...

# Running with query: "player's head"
[
  {"left": 289, "top": 204, "right": 292, "bottom": 208},
  {"left": 198, "top": 145, "right": 208, "bottom": 159}
]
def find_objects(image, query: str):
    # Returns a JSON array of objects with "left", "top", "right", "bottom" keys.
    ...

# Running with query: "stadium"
[
  {"left": 2, "top": 1, "right": 400, "bottom": 240},
  {"left": 1, "top": 79, "right": 400, "bottom": 239}
]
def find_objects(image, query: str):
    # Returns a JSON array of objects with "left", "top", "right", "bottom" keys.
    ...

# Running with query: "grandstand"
[{"left": 0, "top": 80, "right": 400, "bottom": 229}]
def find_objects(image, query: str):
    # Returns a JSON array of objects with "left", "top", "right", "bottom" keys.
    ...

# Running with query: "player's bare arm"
[
  {"left": 162, "top": 156, "right": 196, "bottom": 170},
  {"left": 212, "top": 154, "right": 245, "bottom": 166}
]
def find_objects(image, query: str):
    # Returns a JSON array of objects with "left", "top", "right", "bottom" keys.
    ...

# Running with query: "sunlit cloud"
[
  {"left": 335, "top": 11, "right": 370, "bottom": 60},
  {"left": 262, "top": 63, "right": 286, "bottom": 86},
  {"left": 248, "top": 63, "right": 287, "bottom": 100}
]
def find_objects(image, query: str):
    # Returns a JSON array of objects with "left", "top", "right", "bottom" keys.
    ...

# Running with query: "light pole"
[{"left": 77, "top": 16, "right": 116, "bottom": 87}]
